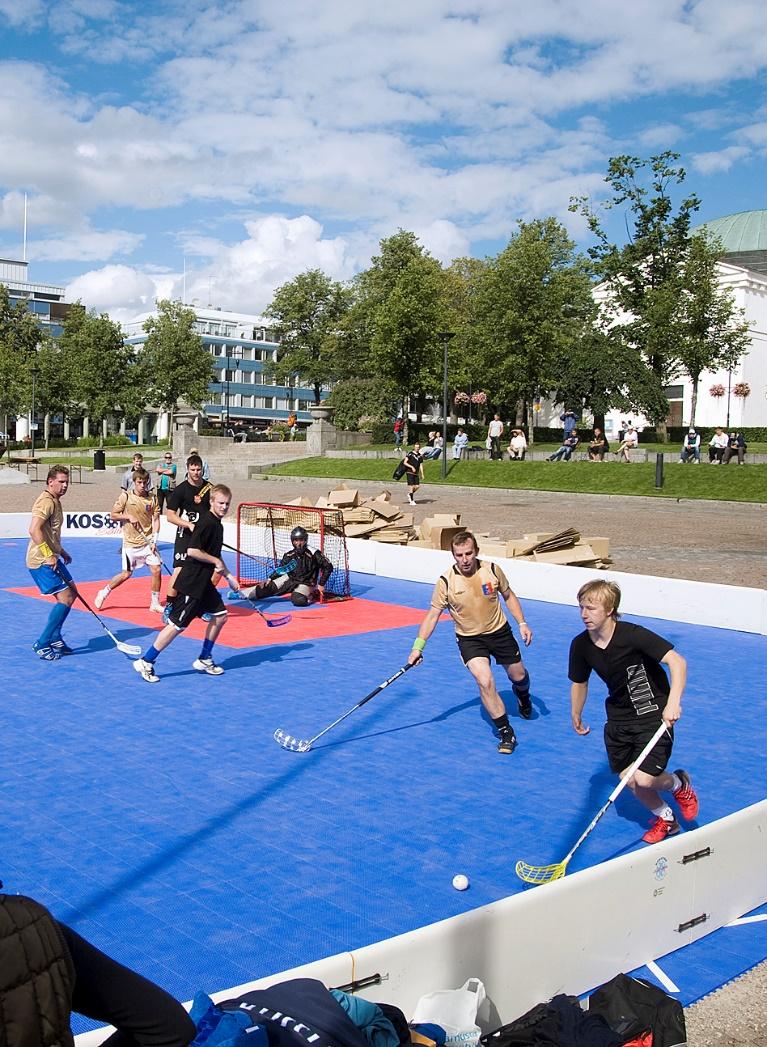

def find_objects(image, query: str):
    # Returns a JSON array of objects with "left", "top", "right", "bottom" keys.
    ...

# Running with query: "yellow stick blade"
[{"left": 515, "top": 859, "right": 567, "bottom": 884}]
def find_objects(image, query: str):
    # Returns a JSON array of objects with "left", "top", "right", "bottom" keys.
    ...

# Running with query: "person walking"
[
  {"left": 401, "top": 442, "right": 425, "bottom": 505},
  {"left": 407, "top": 530, "right": 534, "bottom": 754}
]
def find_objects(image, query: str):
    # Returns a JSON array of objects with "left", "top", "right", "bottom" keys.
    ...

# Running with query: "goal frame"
[{"left": 235, "top": 502, "right": 352, "bottom": 600}]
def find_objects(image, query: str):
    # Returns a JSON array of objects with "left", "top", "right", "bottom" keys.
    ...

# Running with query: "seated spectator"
[
  {"left": 617, "top": 425, "right": 639, "bottom": 462},
  {"left": 507, "top": 429, "right": 527, "bottom": 460},
  {"left": 452, "top": 428, "right": 468, "bottom": 460},
  {"left": 588, "top": 427, "right": 609, "bottom": 461},
  {"left": 679, "top": 427, "right": 701, "bottom": 464},
  {"left": 548, "top": 432, "right": 579, "bottom": 461},
  {"left": 708, "top": 427, "right": 728, "bottom": 464},
  {"left": 723, "top": 431, "right": 747, "bottom": 465},
  {"left": 422, "top": 434, "right": 444, "bottom": 459},
  {"left": 0, "top": 892, "right": 194, "bottom": 1047}
]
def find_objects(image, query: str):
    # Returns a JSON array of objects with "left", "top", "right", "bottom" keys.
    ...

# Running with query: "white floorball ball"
[{"left": 452, "top": 873, "right": 469, "bottom": 891}]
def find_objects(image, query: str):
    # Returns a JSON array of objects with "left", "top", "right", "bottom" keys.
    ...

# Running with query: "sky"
[{"left": 1, "top": 0, "right": 766, "bottom": 326}]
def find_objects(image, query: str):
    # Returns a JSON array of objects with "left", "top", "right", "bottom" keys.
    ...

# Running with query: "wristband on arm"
[
  {"left": 412, "top": 637, "right": 426, "bottom": 653},
  {"left": 39, "top": 542, "right": 54, "bottom": 558}
]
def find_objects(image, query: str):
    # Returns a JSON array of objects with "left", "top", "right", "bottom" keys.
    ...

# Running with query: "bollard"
[{"left": 655, "top": 452, "right": 664, "bottom": 489}]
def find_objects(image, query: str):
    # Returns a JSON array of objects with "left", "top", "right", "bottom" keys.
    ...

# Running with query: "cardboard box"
[
  {"left": 285, "top": 496, "right": 314, "bottom": 507},
  {"left": 429, "top": 525, "right": 466, "bottom": 550},
  {"left": 365, "top": 498, "right": 401, "bottom": 521},
  {"left": 533, "top": 544, "right": 600, "bottom": 566},
  {"left": 506, "top": 539, "right": 539, "bottom": 557},
  {"left": 585, "top": 536, "right": 610, "bottom": 559},
  {"left": 420, "top": 514, "right": 461, "bottom": 542},
  {"left": 478, "top": 542, "right": 510, "bottom": 558},
  {"left": 328, "top": 488, "right": 360, "bottom": 508}
]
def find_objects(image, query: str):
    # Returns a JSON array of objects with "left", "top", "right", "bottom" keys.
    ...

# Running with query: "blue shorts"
[{"left": 29, "top": 561, "right": 72, "bottom": 596}]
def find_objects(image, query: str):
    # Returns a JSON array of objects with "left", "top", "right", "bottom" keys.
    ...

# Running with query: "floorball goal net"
[{"left": 235, "top": 502, "right": 352, "bottom": 600}]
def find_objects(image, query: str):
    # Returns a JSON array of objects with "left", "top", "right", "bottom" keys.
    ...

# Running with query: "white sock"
[
  {"left": 668, "top": 773, "right": 682, "bottom": 792},
  {"left": 651, "top": 803, "right": 675, "bottom": 822}
]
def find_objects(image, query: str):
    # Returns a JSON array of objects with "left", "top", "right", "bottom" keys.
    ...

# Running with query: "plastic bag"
[{"left": 412, "top": 978, "right": 486, "bottom": 1047}]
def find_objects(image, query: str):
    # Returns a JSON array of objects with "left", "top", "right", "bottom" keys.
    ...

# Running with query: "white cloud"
[
  {"left": 65, "top": 264, "right": 175, "bottom": 326},
  {"left": 691, "top": 145, "right": 751, "bottom": 175}
]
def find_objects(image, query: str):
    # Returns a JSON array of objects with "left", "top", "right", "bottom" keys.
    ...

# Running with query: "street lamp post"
[
  {"left": 30, "top": 365, "right": 39, "bottom": 456},
  {"left": 726, "top": 367, "right": 733, "bottom": 430},
  {"left": 438, "top": 332, "right": 455, "bottom": 479}
]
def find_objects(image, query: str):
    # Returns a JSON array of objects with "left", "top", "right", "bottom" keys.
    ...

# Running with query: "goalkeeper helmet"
[{"left": 290, "top": 526, "right": 309, "bottom": 548}]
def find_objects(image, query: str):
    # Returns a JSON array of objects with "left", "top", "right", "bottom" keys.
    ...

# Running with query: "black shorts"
[
  {"left": 173, "top": 529, "right": 192, "bottom": 565},
  {"left": 406, "top": 472, "right": 419, "bottom": 487},
  {"left": 456, "top": 624, "right": 521, "bottom": 667},
  {"left": 604, "top": 719, "right": 673, "bottom": 775},
  {"left": 169, "top": 586, "right": 226, "bottom": 630}
]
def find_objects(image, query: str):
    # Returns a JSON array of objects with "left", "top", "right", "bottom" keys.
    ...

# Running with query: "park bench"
[{"left": 8, "top": 455, "right": 41, "bottom": 479}]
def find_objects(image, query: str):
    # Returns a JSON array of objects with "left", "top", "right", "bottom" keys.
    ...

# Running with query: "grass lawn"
[{"left": 265, "top": 457, "right": 767, "bottom": 503}]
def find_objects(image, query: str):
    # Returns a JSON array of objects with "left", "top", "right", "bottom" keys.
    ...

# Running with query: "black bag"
[
  {"left": 392, "top": 463, "right": 407, "bottom": 480},
  {"left": 588, "top": 973, "right": 686, "bottom": 1047}
]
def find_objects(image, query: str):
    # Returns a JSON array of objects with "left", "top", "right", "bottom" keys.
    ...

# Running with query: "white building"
[{"left": 124, "top": 305, "right": 322, "bottom": 441}]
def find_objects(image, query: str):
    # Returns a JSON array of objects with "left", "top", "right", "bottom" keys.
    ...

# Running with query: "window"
[
  {"left": 241, "top": 395, "right": 253, "bottom": 408},
  {"left": 209, "top": 392, "right": 222, "bottom": 405},
  {"left": 263, "top": 396, "right": 274, "bottom": 409}
]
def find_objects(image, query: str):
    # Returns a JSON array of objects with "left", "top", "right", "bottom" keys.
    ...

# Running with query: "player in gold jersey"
[
  {"left": 95, "top": 469, "right": 163, "bottom": 612},
  {"left": 26, "top": 466, "right": 76, "bottom": 660},
  {"left": 407, "top": 530, "right": 534, "bottom": 754}
]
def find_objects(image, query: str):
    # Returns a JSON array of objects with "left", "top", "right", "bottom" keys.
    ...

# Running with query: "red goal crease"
[{"left": 236, "top": 502, "right": 352, "bottom": 600}]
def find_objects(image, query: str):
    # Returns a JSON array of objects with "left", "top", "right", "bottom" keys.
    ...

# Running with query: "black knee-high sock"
[{"left": 512, "top": 670, "right": 530, "bottom": 699}]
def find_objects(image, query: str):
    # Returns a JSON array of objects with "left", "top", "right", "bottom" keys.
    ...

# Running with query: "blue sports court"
[{"left": 2, "top": 536, "right": 766, "bottom": 1036}]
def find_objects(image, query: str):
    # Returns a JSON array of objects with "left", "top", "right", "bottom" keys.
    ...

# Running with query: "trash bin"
[{"left": 93, "top": 449, "right": 106, "bottom": 470}]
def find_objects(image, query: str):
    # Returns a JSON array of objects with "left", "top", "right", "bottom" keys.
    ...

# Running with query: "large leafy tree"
[
  {"left": 345, "top": 231, "right": 444, "bottom": 430},
  {"left": 571, "top": 152, "right": 701, "bottom": 438},
  {"left": 137, "top": 300, "right": 212, "bottom": 431},
  {"left": 265, "top": 269, "right": 351, "bottom": 404},
  {"left": 0, "top": 285, "right": 44, "bottom": 436},
  {"left": 676, "top": 234, "right": 751, "bottom": 425},
  {"left": 60, "top": 304, "right": 140, "bottom": 430},
  {"left": 440, "top": 257, "right": 488, "bottom": 398},
  {"left": 473, "top": 218, "right": 594, "bottom": 439}
]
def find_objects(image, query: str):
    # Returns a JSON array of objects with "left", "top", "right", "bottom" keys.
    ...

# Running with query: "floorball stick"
[
  {"left": 274, "top": 663, "right": 414, "bottom": 752},
  {"left": 244, "top": 597, "right": 292, "bottom": 628},
  {"left": 515, "top": 721, "right": 669, "bottom": 884},
  {"left": 59, "top": 574, "right": 142, "bottom": 658}
]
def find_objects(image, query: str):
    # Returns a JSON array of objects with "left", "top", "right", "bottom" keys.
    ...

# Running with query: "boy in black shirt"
[
  {"left": 133, "top": 484, "right": 240, "bottom": 682},
  {"left": 568, "top": 579, "right": 699, "bottom": 844},
  {"left": 163, "top": 453, "right": 212, "bottom": 618}
]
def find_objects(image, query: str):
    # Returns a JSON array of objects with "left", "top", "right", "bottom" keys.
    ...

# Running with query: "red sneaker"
[
  {"left": 672, "top": 769, "right": 699, "bottom": 821},
  {"left": 642, "top": 817, "right": 680, "bottom": 844}
]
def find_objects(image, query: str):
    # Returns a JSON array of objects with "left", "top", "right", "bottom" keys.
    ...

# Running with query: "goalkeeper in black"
[{"left": 243, "top": 526, "right": 333, "bottom": 606}]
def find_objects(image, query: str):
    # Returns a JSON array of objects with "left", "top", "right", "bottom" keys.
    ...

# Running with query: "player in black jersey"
[
  {"left": 163, "top": 454, "right": 213, "bottom": 616},
  {"left": 133, "top": 484, "right": 240, "bottom": 682},
  {"left": 568, "top": 579, "right": 699, "bottom": 844}
]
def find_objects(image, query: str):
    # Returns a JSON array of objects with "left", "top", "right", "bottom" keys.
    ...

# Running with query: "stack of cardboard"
[
  {"left": 319, "top": 486, "right": 611, "bottom": 565},
  {"left": 322, "top": 485, "right": 418, "bottom": 543}
]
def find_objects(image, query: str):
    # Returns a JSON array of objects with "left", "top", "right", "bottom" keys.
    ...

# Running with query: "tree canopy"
[{"left": 138, "top": 300, "right": 212, "bottom": 429}]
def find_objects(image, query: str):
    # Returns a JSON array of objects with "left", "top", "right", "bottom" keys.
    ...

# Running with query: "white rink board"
[
  {"left": 77, "top": 801, "right": 767, "bottom": 1045},
  {"left": 3, "top": 513, "right": 764, "bottom": 634},
  {"left": 347, "top": 539, "right": 767, "bottom": 636}
]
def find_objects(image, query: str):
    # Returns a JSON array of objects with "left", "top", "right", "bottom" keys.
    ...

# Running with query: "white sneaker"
[
  {"left": 95, "top": 587, "right": 110, "bottom": 609},
  {"left": 133, "top": 657, "right": 159, "bottom": 683},
  {"left": 193, "top": 657, "right": 224, "bottom": 676},
  {"left": 149, "top": 600, "right": 163, "bottom": 613}
]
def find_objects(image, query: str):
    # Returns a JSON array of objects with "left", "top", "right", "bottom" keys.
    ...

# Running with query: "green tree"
[
  {"left": 0, "top": 285, "right": 43, "bottom": 436},
  {"left": 571, "top": 152, "right": 701, "bottom": 439},
  {"left": 326, "top": 377, "right": 398, "bottom": 431},
  {"left": 138, "top": 300, "right": 212, "bottom": 431},
  {"left": 265, "top": 269, "right": 351, "bottom": 404},
  {"left": 346, "top": 231, "right": 445, "bottom": 433},
  {"left": 474, "top": 218, "right": 594, "bottom": 440},
  {"left": 60, "top": 304, "right": 139, "bottom": 433},
  {"left": 33, "top": 338, "right": 77, "bottom": 448},
  {"left": 440, "top": 257, "right": 488, "bottom": 398},
  {"left": 677, "top": 234, "right": 751, "bottom": 425}
]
